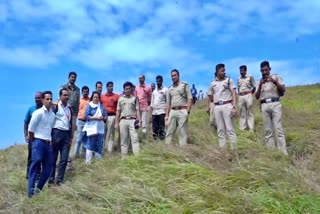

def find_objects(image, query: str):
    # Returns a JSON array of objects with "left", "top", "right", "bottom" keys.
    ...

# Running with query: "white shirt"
[
  {"left": 151, "top": 86, "right": 168, "bottom": 115},
  {"left": 28, "top": 106, "right": 56, "bottom": 141},
  {"left": 53, "top": 101, "right": 71, "bottom": 131}
]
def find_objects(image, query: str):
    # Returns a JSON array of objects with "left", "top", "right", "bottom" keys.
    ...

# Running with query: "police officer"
[
  {"left": 237, "top": 65, "right": 256, "bottom": 132},
  {"left": 207, "top": 64, "right": 237, "bottom": 148},
  {"left": 165, "top": 69, "right": 192, "bottom": 146},
  {"left": 255, "top": 61, "right": 288, "bottom": 155},
  {"left": 115, "top": 81, "right": 141, "bottom": 156}
]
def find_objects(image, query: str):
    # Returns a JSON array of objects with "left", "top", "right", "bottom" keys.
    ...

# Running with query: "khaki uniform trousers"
[
  {"left": 119, "top": 119, "right": 140, "bottom": 155},
  {"left": 165, "top": 109, "right": 188, "bottom": 146},
  {"left": 209, "top": 102, "right": 216, "bottom": 128},
  {"left": 261, "top": 102, "right": 288, "bottom": 155},
  {"left": 238, "top": 94, "right": 254, "bottom": 131},
  {"left": 104, "top": 115, "right": 116, "bottom": 153},
  {"left": 214, "top": 104, "right": 237, "bottom": 148}
]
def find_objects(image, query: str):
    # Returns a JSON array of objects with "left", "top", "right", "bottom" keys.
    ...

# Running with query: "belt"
[
  {"left": 239, "top": 91, "right": 252, "bottom": 96},
  {"left": 120, "top": 116, "right": 136, "bottom": 120},
  {"left": 78, "top": 118, "right": 86, "bottom": 122},
  {"left": 260, "top": 97, "right": 280, "bottom": 104},
  {"left": 171, "top": 106, "right": 188, "bottom": 110},
  {"left": 214, "top": 100, "right": 232, "bottom": 106},
  {"left": 108, "top": 113, "right": 116, "bottom": 116},
  {"left": 35, "top": 138, "right": 51, "bottom": 144}
]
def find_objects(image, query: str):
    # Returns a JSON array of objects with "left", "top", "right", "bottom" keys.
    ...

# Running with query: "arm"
[
  {"left": 135, "top": 98, "right": 142, "bottom": 127},
  {"left": 251, "top": 76, "right": 256, "bottom": 94},
  {"left": 269, "top": 77, "right": 285, "bottom": 95},
  {"left": 24, "top": 123, "right": 29, "bottom": 142},
  {"left": 255, "top": 80, "right": 264, "bottom": 99},
  {"left": 165, "top": 90, "right": 171, "bottom": 121},
  {"left": 185, "top": 84, "right": 193, "bottom": 113},
  {"left": 149, "top": 92, "right": 154, "bottom": 122},
  {"left": 231, "top": 88, "right": 237, "bottom": 117},
  {"left": 24, "top": 109, "right": 32, "bottom": 142},
  {"left": 101, "top": 106, "right": 108, "bottom": 122},
  {"left": 27, "top": 111, "right": 41, "bottom": 143},
  {"left": 207, "top": 96, "right": 212, "bottom": 113},
  {"left": 114, "top": 110, "right": 120, "bottom": 130}
]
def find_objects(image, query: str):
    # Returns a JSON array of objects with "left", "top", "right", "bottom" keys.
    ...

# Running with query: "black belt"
[
  {"left": 260, "top": 97, "right": 280, "bottom": 104},
  {"left": 78, "top": 118, "right": 86, "bottom": 122},
  {"left": 35, "top": 138, "right": 51, "bottom": 144},
  {"left": 171, "top": 106, "right": 187, "bottom": 110},
  {"left": 214, "top": 100, "right": 232, "bottom": 106},
  {"left": 108, "top": 113, "right": 116, "bottom": 116},
  {"left": 121, "top": 116, "right": 136, "bottom": 120}
]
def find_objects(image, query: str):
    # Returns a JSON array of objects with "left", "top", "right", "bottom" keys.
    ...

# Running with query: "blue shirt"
[
  {"left": 191, "top": 88, "right": 197, "bottom": 96},
  {"left": 24, "top": 105, "right": 42, "bottom": 124}
]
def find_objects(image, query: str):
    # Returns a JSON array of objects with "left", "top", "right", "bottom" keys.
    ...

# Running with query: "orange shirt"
[
  {"left": 77, "top": 97, "right": 90, "bottom": 120},
  {"left": 101, "top": 93, "right": 119, "bottom": 115}
]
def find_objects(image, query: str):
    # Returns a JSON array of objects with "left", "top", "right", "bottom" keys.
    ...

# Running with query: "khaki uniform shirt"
[
  {"left": 237, "top": 74, "right": 256, "bottom": 93},
  {"left": 207, "top": 77, "right": 236, "bottom": 102},
  {"left": 117, "top": 95, "right": 139, "bottom": 118},
  {"left": 256, "top": 74, "right": 284, "bottom": 100},
  {"left": 167, "top": 81, "right": 192, "bottom": 107}
]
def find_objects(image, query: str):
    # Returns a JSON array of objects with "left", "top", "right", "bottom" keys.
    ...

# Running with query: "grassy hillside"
[{"left": 1, "top": 84, "right": 320, "bottom": 214}]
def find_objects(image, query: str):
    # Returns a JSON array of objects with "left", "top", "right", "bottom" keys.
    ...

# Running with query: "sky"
[{"left": 0, "top": 0, "right": 320, "bottom": 149}]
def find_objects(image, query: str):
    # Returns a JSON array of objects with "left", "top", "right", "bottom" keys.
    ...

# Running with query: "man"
[
  {"left": 96, "top": 81, "right": 103, "bottom": 94},
  {"left": 60, "top": 71, "right": 80, "bottom": 169},
  {"left": 237, "top": 65, "right": 256, "bottom": 132},
  {"left": 49, "top": 88, "right": 73, "bottom": 185},
  {"left": 150, "top": 75, "right": 168, "bottom": 141},
  {"left": 191, "top": 84, "right": 198, "bottom": 104},
  {"left": 115, "top": 82, "right": 141, "bottom": 156},
  {"left": 27, "top": 91, "right": 55, "bottom": 198},
  {"left": 101, "top": 81, "right": 119, "bottom": 153},
  {"left": 165, "top": 69, "right": 192, "bottom": 146},
  {"left": 60, "top": 71, "right": 80, "bottom": 140},
  {"left": 255, "top": 61, "right": 288, "bottom": 155},
  {"left": 74, "top": 86, "right": 90, "bottom": 158},
  {"left": 207, "top": 64, "right": 237, "bottom": 148},
  {"left": 136, "top": 75, "right": 151, "bottom": 136},
  {"left": 24, "top": 92, "right": 43, "bottom": 179},
  {"left": 151, "top": 83, "right": 156, "bottom": 92}
]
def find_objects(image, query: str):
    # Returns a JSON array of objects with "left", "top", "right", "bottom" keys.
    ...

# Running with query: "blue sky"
[{"left": 1, "top": 0, "right": 320, "bottom": 149}]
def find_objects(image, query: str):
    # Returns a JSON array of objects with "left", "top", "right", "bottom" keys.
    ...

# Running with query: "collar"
[
  {"left": 105, "top": 92, "right": 114, "bottom": 96},
  {"left": 89, "top": 101, "right": 100, "bottom": 108},
  {"left": 59, "top": 100, "right": 70, "bottom": 108}
]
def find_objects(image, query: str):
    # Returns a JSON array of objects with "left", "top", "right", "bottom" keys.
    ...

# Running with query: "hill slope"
[{"left": 1, "top": 84, "right": 320, "bottom": 214}]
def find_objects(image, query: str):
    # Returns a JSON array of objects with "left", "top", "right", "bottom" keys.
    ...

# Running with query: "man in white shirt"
[
  {"left": 150, "top": 75, "right": 168, "bottom": 141},
  {"left": 27, "top": 91, "right": 56, "bottom": 198},
  {"left": 49, "top": 88, "right": 73, "bottom": 185}
]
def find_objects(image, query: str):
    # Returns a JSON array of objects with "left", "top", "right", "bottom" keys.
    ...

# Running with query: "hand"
[
  {"left": 231, "top": 107, "right": 237, "bottom": 118},
  {"left": 206, "top": 108, "right": 210, "bottom": 114},
  {"left": 25, "top": 136, "right": 29, "bottom": 143},
  {"left": 139, "top": 120, "right": 142, "bottom": 128},
  {"left": 165, "top": 117, "right": 169, "bottom": 128},
  {"left": 115, "top": 123, "right": 119, "bottom": 130},
  {"left": 27, "top": 135, "right": 34, "bottom": 143}
]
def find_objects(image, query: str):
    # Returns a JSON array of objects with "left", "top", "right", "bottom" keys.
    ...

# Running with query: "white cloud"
[
  {"left": 0, "top": 46, "right": 57, "bottom": 67},
  {"left": 0, "top": 0, "right": 319, "bottom": 88}
]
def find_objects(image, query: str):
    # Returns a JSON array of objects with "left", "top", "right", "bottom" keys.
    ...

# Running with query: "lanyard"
[{"left": 61, "top": 104, "right": 70, "bottom": 121}]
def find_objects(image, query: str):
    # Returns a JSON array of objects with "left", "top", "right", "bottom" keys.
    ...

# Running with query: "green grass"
[{"left": 0, "top": 84, "right": 320, "bottom": 213}]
